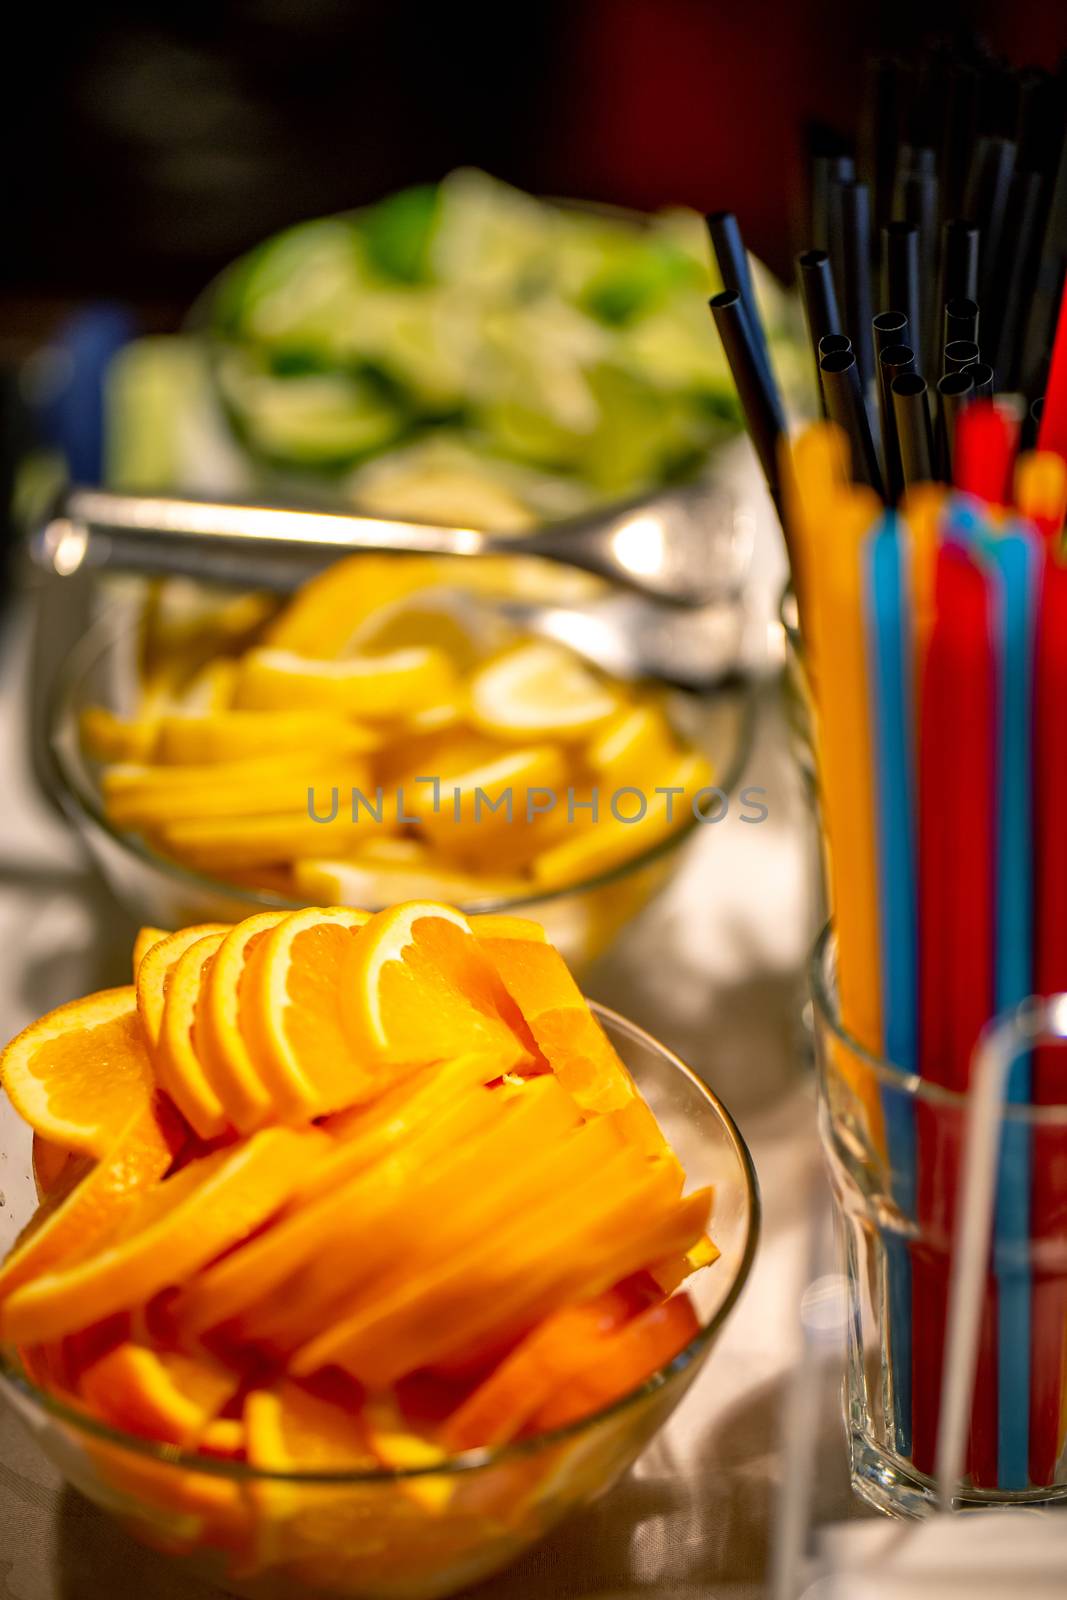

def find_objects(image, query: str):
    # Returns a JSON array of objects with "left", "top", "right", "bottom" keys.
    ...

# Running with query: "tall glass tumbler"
[{"left": 812, "top": 924, "right": 1067, "bottom": 1515}]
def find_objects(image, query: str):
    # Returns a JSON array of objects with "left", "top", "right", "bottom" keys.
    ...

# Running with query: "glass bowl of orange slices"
[
  {"left": 49, "top": 554, "right": 752, "bottom": 970},
  {"left": 0, "top": 904, "right": 758, "bottom": 1600}
]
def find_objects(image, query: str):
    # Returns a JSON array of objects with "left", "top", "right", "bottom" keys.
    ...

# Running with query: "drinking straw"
[
  {"left": 820, "top": 350, "right": 883, "bottom": 495},
  {"left": 706, "top": 212, "right": 774, "bottom": 396},
  {"left": 937, "top": 371, "right": 975, "bottom": 480},
  {"left": 954, "top": 400, "right": 1016, "bottom": 504},
  {"left": 892, "top": 374, "right": 935, "bottom": 490},
  {"left": 884, "top": 222, "right": 921, "bottom": 361},
  {"left": 862, "top": 55, "right": 907, "bottom": 230},
  {"left": 992, "top": 170, "right": 1044, "bottom": 388},
  {"left": 1030, "top": 545, "right": 1067, "bottom": 1485},
  {"left": 864, "top": 513, "right": 918, "bottom": 1454},
  {"left": 796, "top": 249, "right": 843, "bottom": 416},
  {"left": 964, "top": 136, "right": 1017, "bottom": 312},
  {"left": 812, "top": 152, "right": 855, "bottom": 252},
  {"left": 819, "top": 334, "right": 851, "bottom": 357},
  {"left": 829, "top": 179, "right": 875, "bottom": 387},
  {"left": 1020, "top": 125, "right": 1067, "bottom": 398},
  {"left": 709, "top": 290, "right": 786, "bottom": 521},
  {"left": 984, "top": 517, "right": 1039, "bottom": 1490},
  {"left": 1017, "top": 451, "right": 1067, "bottom": 540},
  {"left": 1036, "top": 275, "right": 1067, "bottom": 463},
  {"left": 876, "top": 337, "right": 914, "bottom": 503},
  {"left": 944, "top": 298, "right": 979, "bottom": 348},
  {"left": 942, "top": 220, "right": 980, "bottom": 307},
  {"left": 944, "top": 339, "right": 980, "bottom": 375},
  {"left": 969, "top": 362, "right": 995, "bottom": 399},
  {"left": 778, "top": 422, "right": 850, "bottom": 646},
  {"left": 897, "top": 163, "right": 940, "bottom": 372},
  {"left": 941, "top": 62, "right": 981, "bottom": 219},
  {"left": 913, "top": 536, "right": 998, "bottom": 1484}
]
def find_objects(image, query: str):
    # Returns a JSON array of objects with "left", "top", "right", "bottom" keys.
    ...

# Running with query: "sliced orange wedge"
[
  {"left": 105, "top": 752, "right": 372, "bottom": 829},
  {"left": 242, "top": 907, "right": 373, "bottom": 1119},
  {"left": 339, "top": 902, "right": 527, "bottom": 1069},
  {"left": 136, "top": 924, "right": 231, "bottom": 1050},
  {"left": 467, "top": 641, "right": 620, "bottom": 741},
  {"left": 131, "top": 926, "right": 169, "bottom": 979},
  {"left": 31, "top": 1135, "right": 80, "bottom": 1201},
  {"left": 197, "top": 912, "right": 289, "bottom": 1133},
  {"left": 0, "top": 988, "right": 155, "bottom": 1157},
  {"left": 156, "top": 932, "right": 229, "bottom": 1139},
  {"left": 0, "top": 1099, "right": 182, "bottom": 1302},
  {"left": 156, "top": 709, "right": 378, "bottom": 766},
  {"left": 233, "top": 646, "right": 455, "bottom": 719},
  {"left": 80, "top": 1342, "right": 242, "bottom": 1447},
  {"left": 0, "top": 1126, "right": 327, "bottom": 1344},
  {"left": 477, "top": 936, "right": 636, "bottom": 1114},
  {"left": 527, "top": 1292, "right": 700, "bottom": 1433},
  {"left": 245, "top": 1379, "right": 372, "bottom": 1472}
]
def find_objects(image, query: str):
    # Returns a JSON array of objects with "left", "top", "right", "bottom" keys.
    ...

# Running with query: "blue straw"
[
  {"left": 987, "top": 523, "right": 1038, "bottom": 1490},
  {"left": 864, "top": 513, "right": 918, "bottom": 1456}
]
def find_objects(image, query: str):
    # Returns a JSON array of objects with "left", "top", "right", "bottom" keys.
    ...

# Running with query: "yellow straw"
[{"left": 1016, "top": 451, "right": 1067, "bottom": 535}]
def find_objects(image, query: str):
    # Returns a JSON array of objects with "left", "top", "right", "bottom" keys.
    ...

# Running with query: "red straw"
[
  {"left": 1037, "top": 274, "right": 1067, "bottom": 463},
  {"left": 954, "top": 401, "right": 1017, "bottom": 504},
  {"left": 913, "top": 538, "right": 998, "bottom": 1483},
  {"left": 1030, "top": 549, "right": 1067, "bottom": 1484}
]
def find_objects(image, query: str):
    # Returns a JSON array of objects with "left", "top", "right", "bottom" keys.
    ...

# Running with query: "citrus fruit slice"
[
  {"left": 261, "top": 554, "right": 448, "bottom": 658},
  {"left": 477, "top": 936, "right": 636, "bottom": 1114},
  {"left": 132, "top": 926, "right": 169, "bottom": 979},
  {"left": 245, "top": 1380, "right": 373, "bottom": 1471},
  {"left": 585, "top": 701, "right": 678, "bottom": 787},
  {"left": 197, "top": 912, "right": 289, "bottom": 1133},
  {"left": 292, "top": 858, "right": 527, "bottom": 914},
  {"left": 31, "top": 1136, "right": 80, "bottom": 1201},
  {"left": 80, "top": 1342, "right": 241, "bottom": 1447},
  {"left": 1, "top": 988, "right": 154, "bottom": 1157},
  {"left": 136, "top": 924, "right": 231, "bottom": 1050},
  {"left": 156, "top": 932, "right": 230, "bottom": 1139},
  {"left": 80, "top": 706, "right": 159, "bottom": 763},
  {"left": 233, "top": 646, "right": 454, "bottom": 719},
  {"left": 527, "top": 1292, "right": 701, "bottom": 1433},
  {"left": 104, "top": 752, "right": 372, "bottom": 828},
  {"left": 442, "top": 1286, "right": 643, "bottom": 1449},
  {"left": 339, "top": 902, "right": 527, "bottom": 1068},
  {"left": 0, "top": 1099, "right": 182, "bottom": 1302},
  {"left": 156, "top": 710, "right": 378, "bottom": 766},
  {"left": 467, "top": 642, "right": 619, "bottom": 740},
  {"left": 242, "top": 907, "right": 374, "bottom": 1119},
  {"left": 0, "top": 1126, "right": 327, "bottom": 1344}
]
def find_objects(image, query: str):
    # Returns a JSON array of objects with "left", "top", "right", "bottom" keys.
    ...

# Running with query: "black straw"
[
  {"left": 964, "top": 136, "right": 1017, "bottom": 310},
  {"left": 796, "top": 249, "right": 843, "bottom": 416},
  {"left": 991, "top": 170, "right": 1044, "bottom": 388},
  {"left": 937, "top": 369, "right": 975, "bottom": 480},
  {"left": 969, "top": 362, "right": 995, "bottom": 398},
  {"left": 872, "top": 317, "right": 910, "bottom": 500},
  {"left": 944, "top": 339, "right": 980, "bottom": 375},
  {"left": 706, "top": 212, "right": 774, "bottom": 395},
  {"left": 944, "top": 298, "right": 979, "bottom": 347},
  {"left": 892, "top": 373, "right": 935, "bottom": 489},
  {"left": 941, "top": 219, "right": 980, "bottom": 305},
  {"left": 883, "top": 222, "right": 921, "bottom": 361},
  {"left": 895, "top": 158, "right": 939, "bottom": 371},
  {"left": 709, "top": 290, "right": 785, "bottom": 517},
  {"left": 829, "top": 179, "right": 875, "bottom": 386},
  {"left": 819, "top": 348, "right": 884, "bottom": 493}
]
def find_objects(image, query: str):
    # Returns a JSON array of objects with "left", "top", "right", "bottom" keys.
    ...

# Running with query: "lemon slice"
[
  {"left": 233, "top": 646, "right": 455, "bottom": 719},
  {"left": 467, "top": 642, "right": 619, "bottom": 740}
]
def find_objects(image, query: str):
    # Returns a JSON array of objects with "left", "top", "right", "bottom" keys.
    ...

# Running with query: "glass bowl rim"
[
  {"left": 811, "top": 921, "right": 1067, "bottom": 1123},
  {"left": 0, "top": 999, "right": 760, "bottom": 1484},
  {"left": 47, "top": 606, "right": 756, "bottom": 920}
]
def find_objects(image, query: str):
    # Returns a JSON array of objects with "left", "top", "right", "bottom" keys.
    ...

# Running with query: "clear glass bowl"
[
  {"left": 0, "top": 1004, "right": 759, "bottom": 1600},
  {"left": 47, "top": 608, "right": 754, "bottom": 971}
]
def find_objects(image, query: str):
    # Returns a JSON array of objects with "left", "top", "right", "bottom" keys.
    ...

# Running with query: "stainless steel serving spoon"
[{"left": 32, "top": 483, "right": 748, "bottom": 608}]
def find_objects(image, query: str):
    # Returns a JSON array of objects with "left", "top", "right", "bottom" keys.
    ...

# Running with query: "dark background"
[{"left": 6, "top": 0, "right": 1065, "bottom": 336}]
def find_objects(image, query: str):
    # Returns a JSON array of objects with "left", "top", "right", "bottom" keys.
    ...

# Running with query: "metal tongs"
[{"left": 32, "top": 483, "right": 747, "bottom": 609}]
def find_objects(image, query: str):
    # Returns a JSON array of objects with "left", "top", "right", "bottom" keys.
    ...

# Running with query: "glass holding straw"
[{"left": 814, "top": 925, "right": 1067, "bottom": 1514}]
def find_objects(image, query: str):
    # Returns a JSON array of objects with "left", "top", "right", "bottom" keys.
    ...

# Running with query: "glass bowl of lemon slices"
[
  {"left": 49, "top": 553, "right": 752, "bottom": 969},
  {"left": 0, "top": 908, "right": 759, "bottom": 1600}
]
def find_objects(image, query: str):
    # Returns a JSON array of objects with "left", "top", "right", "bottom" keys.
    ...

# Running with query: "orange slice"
[
  {"left": 261, "top": 553, "right": 448, "bottom": 658},
  {"left": 0, "top": 1099, "right": 182, "bottom": 1302},
  {"left": 1, "top": 988, "right": 154, "bottom": 1157},
  {"left": 31, "top": 1136, "right": 80, "bottom": 1201},
  {"left": 467, "top": 642, "right": 619, "bottom": 740},
  {"left": 339, "top": 902, "right": 527, "bottom": 1069},
  {"left": 245, "top": 1379, "right": 372, "bottom": 1471},
  {"left": 233, "top": 646, "right": 454, "bottom": 719},
  {"left": 527, "top": 1292, "right": 701, "bottom": 1433},
  {"left": 136, "top": 924, "right": 230, "bottom": 1050},
  {"left": 156, "top": 710, "right": 378, "bottom": 766},
  {"left": 104, "top": 752, "right": 372, "bottom": 829},
  {"left": 477, "top": 936, "right": 636, "bottom": 1114},
  {"left": 80, "top": 1342, "right": 241, "bottom": 1447},
  {"left": 468, "top": 914, "right": 547, "bottom": 942},
  {"left": 0, "top": 1126, "right": 327, "bottom": 1344},
  {"left": 132, "top": 926, "right": 169, "bottom": 979},
  {"left": 156, "top": 933, "right": 229, "bottom": 1139},
  {"left": 197, "top": 912, "right": 289, "bottom": 1133},
  {"left": 242, "top": 907, "right": 376, "bottom": 1120},
  {"left": 157, "top": 814, "right": 385, "bottom": 872},
  {"left": 586, "top": 701, "right": 678, "bottom": 787}
]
